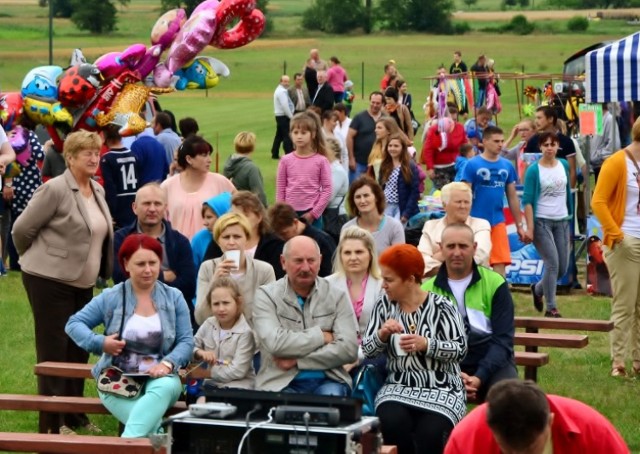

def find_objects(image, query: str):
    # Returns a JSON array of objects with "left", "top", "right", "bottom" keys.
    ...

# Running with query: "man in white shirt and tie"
[{"left": 271, "top": 75, "right": 295, "bottom": 160}]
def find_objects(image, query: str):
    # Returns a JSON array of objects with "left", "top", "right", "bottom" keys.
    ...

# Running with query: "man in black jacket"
[{"left": 312, "top": 70, "right": 335, "bottom": 115}]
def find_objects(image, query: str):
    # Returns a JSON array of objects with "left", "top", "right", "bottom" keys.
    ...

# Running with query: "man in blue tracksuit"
[
  {"left": 113, "top": 183, "right": 197, "bottom": 328},
  {"left": 423, "top": 222, "right": 517, "bottom": 403}
]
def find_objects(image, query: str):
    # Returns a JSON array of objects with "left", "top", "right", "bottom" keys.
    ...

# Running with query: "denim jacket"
[{"left": 65, "top": 280, "right": 194, "bottom": 379}]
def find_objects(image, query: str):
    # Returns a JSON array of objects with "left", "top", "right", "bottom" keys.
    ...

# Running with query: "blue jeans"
[
  {"left": 533, "top": 218, "right": 570, "bottom": 310},
  {"left": 99, "top": 375, "right": 183, "bottom": 437},
  {"left": 283, "top": 377, "right": 350, "bottom": 396},
  {"left": 349, "top": 162, "right": 369, "bottom": 185}
]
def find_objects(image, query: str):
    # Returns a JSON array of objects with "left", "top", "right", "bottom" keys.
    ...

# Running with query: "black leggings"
[{"left": 377, "top": 401, "right": 453, "bottom": 454}]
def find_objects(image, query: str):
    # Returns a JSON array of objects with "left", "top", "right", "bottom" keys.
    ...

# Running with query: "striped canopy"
[{"left": 585, "top": 32, "right": 640, "bottom": 103}]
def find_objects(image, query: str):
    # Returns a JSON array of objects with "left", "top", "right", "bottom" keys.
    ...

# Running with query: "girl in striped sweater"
[{"left": 276, "top": 111, "right": 332, "bottom": 229}]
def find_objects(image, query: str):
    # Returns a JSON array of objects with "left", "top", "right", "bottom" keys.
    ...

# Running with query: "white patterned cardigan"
[{"left": 362, "top": 292, "right": 468, "bottom": 426}]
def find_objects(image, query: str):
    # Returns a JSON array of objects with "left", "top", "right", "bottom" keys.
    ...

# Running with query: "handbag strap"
[
  {"left": 117, "top": 284, "right": 126, "bottom": 340},
  {"left": 625, "top": 148, "right": 640, "bottom": 174}
]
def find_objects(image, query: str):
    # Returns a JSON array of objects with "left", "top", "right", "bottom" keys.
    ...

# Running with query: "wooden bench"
[
  {"left": 35, "top": 362, "right": 198, "bottom": 381},
  {"left": 35, "top": 361, "right": 99, "bottom": 379},
  {"left": 515, "top": 332, "right": 589, "bottom": 352},
  {"left": 0, "top": 394, "right": 187, "bottom": 416},
  {"left": 514, "top": 317, "right": 613, "bottom": 334},
  {"left": 514, "top": 351, "right": 549, "bottom": 382},
  {"left": 0, "top": 432, "right": 167, "bottom": 453}
]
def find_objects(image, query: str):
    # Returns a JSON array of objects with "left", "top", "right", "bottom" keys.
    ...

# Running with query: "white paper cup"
[
  {"left": 224, "top": 250, "right": 241, "bottom": 270},
  {"left": 392, "top": 334, "right": 408, "bottom": 356}
]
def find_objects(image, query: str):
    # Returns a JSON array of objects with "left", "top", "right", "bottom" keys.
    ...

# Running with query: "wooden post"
[
  {"left": 215, "top": 132, "right": 219, "bottom": 173},
  {"left": 515, "top": 77, "right": 522, "bottom": 120}
]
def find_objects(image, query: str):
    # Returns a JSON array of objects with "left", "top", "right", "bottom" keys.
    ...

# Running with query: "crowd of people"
[{"left": 0, "top": 48, "right": 636, "bottom": 453}]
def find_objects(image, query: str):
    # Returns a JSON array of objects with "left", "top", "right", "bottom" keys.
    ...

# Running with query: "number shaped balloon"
[{"left": 211, "top": 0, "right": 265, "bottom": 50}]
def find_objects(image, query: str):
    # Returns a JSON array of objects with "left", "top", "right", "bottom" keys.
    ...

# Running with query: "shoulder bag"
[{"left": 96, "top": 284, "right": 145, "bottom": 398}]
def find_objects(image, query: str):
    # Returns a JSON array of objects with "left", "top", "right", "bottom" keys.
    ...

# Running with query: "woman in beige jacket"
[{"left": 12, "top": 130, "right": 113, "bottom": 435}]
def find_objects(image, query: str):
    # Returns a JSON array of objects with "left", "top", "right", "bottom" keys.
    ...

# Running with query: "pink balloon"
[
  {"left": 152, "top": 63, "right": 174, "bottom": 88},
  {"left": 135, "top": 45, "right": 164, "bottom": 79},
  {"left": 193, "top": 0, "right": 220, "bottom": 15},
  {"left": 166, "top": 8, "right": 216, "bottom": 74},
  {"left": 95, "top": 44, "right": 147, "bottom": 81},
  {"left": 151, "top": 9, "right": 187, "bottom": 50}
]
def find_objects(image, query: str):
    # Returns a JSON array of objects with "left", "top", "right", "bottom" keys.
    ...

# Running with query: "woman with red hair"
[
  {"left": 362, "top": 244, "right": 467, "bottom": 454},
  {"left": 66, "top": 234, "right": 194, "bottom": 438}
]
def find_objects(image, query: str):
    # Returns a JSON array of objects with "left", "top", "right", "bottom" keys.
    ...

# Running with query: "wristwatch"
[
  {"left": 516, "top": 222, "right": 523, "bottom": 227},
  {"left": 3, "top": 182, "right": 12, "bottom": 188},
  {"left": 161, "top": 360, "right": 173, "bottom": 372}
]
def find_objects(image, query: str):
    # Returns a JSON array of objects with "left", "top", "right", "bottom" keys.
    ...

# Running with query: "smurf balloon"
[
  {"left": 21, "top": 66, "right": 63, "bottom": 102},
  {"left": 174, "top": 56, "right": 229, "bottom": 90}
]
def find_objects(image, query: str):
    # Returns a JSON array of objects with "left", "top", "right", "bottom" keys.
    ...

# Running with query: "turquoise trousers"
[{"left": 99, "top": 375, "right": 183, "bottom": 437}]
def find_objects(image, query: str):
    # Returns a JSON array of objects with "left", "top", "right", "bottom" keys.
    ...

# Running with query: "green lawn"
[{"left": 1, "top": 0, "right": 639, "bottom": 450}]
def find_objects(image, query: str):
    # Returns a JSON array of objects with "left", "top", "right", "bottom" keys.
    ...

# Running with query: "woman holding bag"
[
  {"left": 592, "top": 118, "right": 640, "bottom": 377},
  {"left": 66, "top": 234, "right": 194, "bottom": 438}
]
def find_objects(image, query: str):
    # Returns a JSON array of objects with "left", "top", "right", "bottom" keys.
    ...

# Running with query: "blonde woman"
[
  {"left": 327, "top": 226, "right": 384, "bottom": 372},
  {"left": 195, "top": 212, "right": 275, "bottom": 326}
]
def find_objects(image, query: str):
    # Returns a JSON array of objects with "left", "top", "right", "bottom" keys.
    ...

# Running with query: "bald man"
[
  {"left": 253, "top": 236, "right": 358, "bottom": 395},
  {"left": 271, "top": 75, "right": 294, "bottom": 159},
  {"left": 423, "top": 223, "right": 517, "bottom": 403},
  {"left": 112, "top": 183, "right": 196, "bottom": 326}
]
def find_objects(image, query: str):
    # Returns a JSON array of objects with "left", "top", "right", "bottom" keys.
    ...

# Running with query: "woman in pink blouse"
[
  {"left": 327, "top": 56, "right": 348, "bottom": 104},
  {"left": 161, "top": 136, "right": 235, "bottom": 240}
]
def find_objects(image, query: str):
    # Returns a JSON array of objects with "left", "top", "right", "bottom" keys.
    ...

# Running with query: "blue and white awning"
[{"left": 586, "top": 32, "right": 640, "bottom": 103}]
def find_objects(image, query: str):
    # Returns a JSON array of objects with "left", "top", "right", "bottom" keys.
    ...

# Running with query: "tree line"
[{"left": 40, "top": 0, "right": 639, "bottom": 35}]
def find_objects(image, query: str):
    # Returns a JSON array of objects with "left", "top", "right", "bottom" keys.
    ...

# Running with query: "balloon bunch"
[
  {"left": 0, "top": 0, "right": 265, "bottom": 150},
  {"left": 435, "top": 73, "right": 454, "bottom": 151},
  {"left": 0, "top": 92, "right": 28, "bottom": 177}
]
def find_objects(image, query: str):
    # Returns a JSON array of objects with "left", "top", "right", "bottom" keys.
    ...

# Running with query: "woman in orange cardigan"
[{"left": 591, "top": 117, "right": 640, "bottom": 378}]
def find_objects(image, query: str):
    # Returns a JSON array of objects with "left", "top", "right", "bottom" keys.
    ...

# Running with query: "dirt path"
[{"left": 453, "top": 7, "right": 640, "bottom": 21}]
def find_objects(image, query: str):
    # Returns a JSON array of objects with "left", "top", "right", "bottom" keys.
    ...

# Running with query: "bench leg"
[{"left": 524, "top": 366, "right": 538, "bottom": 382}]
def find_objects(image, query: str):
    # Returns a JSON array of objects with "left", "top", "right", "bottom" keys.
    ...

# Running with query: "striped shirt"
[{"left": 276, "top": 152, "right": 332, "bottom": 220}]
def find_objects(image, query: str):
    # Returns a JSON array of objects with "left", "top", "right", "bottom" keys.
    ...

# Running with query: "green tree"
[
  {"left": 302, "top": 0, "right": 365, "bottom": 34},
  {"left": 69, "top": 0, "right": 130, "bottom": 33},
  {"left": 463, "top": 0, "right": 478, "bottom": 9},
  {"left": 160, "top": 0, "right": 201, "bottom": 16},
  {"left": 376, "top": 0, "right": 455, "bottom": 33},
  {"left": 38, "top": 0, "right": 74, "bottom": 18}
]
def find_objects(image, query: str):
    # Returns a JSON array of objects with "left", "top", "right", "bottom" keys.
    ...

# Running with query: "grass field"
[{"left": 1, "top": 0, "right": 640, "bottom": 450}]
